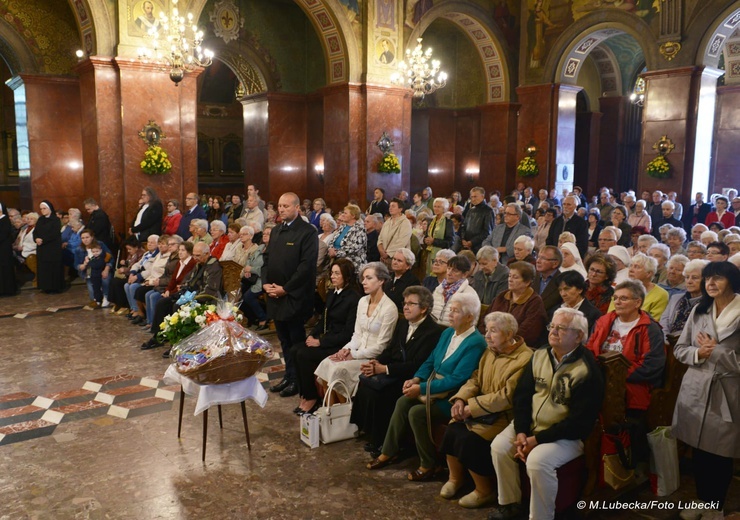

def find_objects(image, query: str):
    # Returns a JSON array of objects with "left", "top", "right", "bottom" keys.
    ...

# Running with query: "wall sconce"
[
  {"left": 525, "top": 141, "right": 538, "bottom": 157},
  {"left": 465, "top": 167, "right": 479, "bottom": 183},
  {"left": 315, "top": 164, "right": 325, "bottom": 183}
]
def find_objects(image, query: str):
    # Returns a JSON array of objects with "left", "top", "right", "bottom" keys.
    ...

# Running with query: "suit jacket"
[
  {"left": 533, "top": 269, "right": 562, "bottom": 314},
  {"left": 177, "top": 205, "right": 207, "bottom": 240},
  {"left": 383, "top": 270, "right": 421, "bottom": 311},
  {"left": 88, "top": 208, "right": 112, "bottom": 247},
  {"left": 682, "top": 202, "right": 712, "bottom": 231},
  {"left": 376, "top": 315, "right": 446, "bottom": 380},
  {"left": 182, "top": 257, "right": 222, "bottom": 296},
  {"left": 546, "top": 214, "right": 589, "bottom": 258},
  {"left": 471, "top": 263, "right": 509, "bottom": 305},
  {"left": 310, "top": 288, "right": 362, "bottom": 351},
  {"left": 482, "top": 222, "right": 532, "bottom": 263},
  {"left": 131, "top": 200, "right": 163, "bottom": 242},
  {"left": 652, "top": 216, "right": 682, "bottom": 239},
  {"left": 264, "top": 217, "right": 318, "bottom": 321}
]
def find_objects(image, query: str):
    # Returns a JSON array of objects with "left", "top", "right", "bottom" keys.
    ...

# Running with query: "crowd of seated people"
[{"left": 2, "top": 183, "right": 740, "bottom": 518}]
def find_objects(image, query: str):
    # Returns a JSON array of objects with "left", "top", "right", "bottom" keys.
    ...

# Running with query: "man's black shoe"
[
  {"left": 140, "top": 337, "right": 162, "bottom": 350},
  {"left": 487, "top": 503, "right": 525, "bottom": 520},
  {"left": 270, "top": 378, "right": 290, "bottom": 393},
  {"left": 279, "top": 382, "right": 299, "bottom": 397},
  {"left": 162, "top": 348, "right": 171, "bottom": 358}
]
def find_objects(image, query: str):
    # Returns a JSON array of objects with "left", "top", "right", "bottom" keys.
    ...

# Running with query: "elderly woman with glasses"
[
  {"left": 672, "top": 262, "right": 740, "bottom": 519},
  {"left": 587, "top": 279, "right": 666, "bottom": 415},
  {"left": 609, "top": 252, "right": 670, "bottom": 321},
  {"left": 584, "top": 253, "right": 617, "bottom": 315},
  {"left": 423, "top": 249, "right": 455, "bottom": 292},
  {"left": 660, "top": 258, "right": 708, "bottom": 338},
  {"left": 351, "top": 286, "right": 445, "bottom": 456},
  {"left": 384, "top": 247, "right": 421, "bottom": 311},
  {"left": 439, "top": 312, "right": 533, "bottom": 509},
  {"left": 431, "top": 255, "right": 479, "bottom": 326},
  {"left": 367, "top": 292, "right": 486, "bottom": 482}
]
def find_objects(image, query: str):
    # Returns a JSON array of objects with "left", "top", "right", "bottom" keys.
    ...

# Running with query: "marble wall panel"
[
  {"left": 20, "top": 75, "right": 84, "bottom": 212},
  {"left": 596, "top": 97, "right": 624, "bottom": 197},
  {"left": 454, "top": 111, "right": 481, "bottom": 193},
  {"left": 427, "top": 110, "right": 456, "bottom": 197},
  {"left": 410, "top": 110, "right": 430, "bottom": 195},
  {"left": 305, "top": 96, "right": 324, "bottom": 200},
  {"left": 713, "top": 86, "right": 740, "bottom": 194},
  {"left": 516, "top": 84, "right": 555, "bottom": 188},
  {"left": 574, "top": 112, "right": 601, "bottom": 195},
  {"left": 479, "top": 103, "right": 518, "bottom": 194},
  {"left": 266, "top": 94, "right": 307, "bottom": 202}
]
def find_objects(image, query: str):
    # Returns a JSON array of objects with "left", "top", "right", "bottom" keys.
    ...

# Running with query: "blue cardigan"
[{"left": 415, "top": 327, "right": 486, "bottom": 415}]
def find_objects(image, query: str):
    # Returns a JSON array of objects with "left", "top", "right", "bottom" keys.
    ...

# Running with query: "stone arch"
[
  {"left": 0, "top": 18, "right": 41, "bottom": 74},
  {"left": 204, "top": 38, "right": 274, "bottom": 94},
  {"left": 696, "top": 1, "right": 740, "bottom": 68},
  {"left": 542, "top": 11, "right": 658, "bottom": 85},
  {"left": 189, "top": 0, "right": 359, "bottom": 85},
  {"left": 408, "top": 1, "right": 513, "bottom": 103},
  {"left": 588, "top": 44, "right": 622, "bottom": 97},
  {"left": 66, "top": 0, "right": 117, "bottom": 56}
]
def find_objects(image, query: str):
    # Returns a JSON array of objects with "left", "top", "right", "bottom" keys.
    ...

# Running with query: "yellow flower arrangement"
[
  {"left": 646, "top": 155, "right": 671, "bottom": 179},
  {"left": 516, "top": 156, "right": 539, "bottom": 177},
  {"left": 140, "top": 144, "right": 172, "bottom": 175},
  {"left": 378, "top": 152, "right": 401, "bottom": 174}
]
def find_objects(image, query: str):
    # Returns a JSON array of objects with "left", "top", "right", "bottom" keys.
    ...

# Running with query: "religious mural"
[
  {"left": 128, "top": 0, "right": 165, "bottom": 36},
  {"left": 524, "top": 0, "right": 658, "bottom": 72}
]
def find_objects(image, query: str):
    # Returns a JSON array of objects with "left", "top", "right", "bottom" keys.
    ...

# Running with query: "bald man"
[
  {"left": 263, "top": 192, "right": 318, "bottom": 397},
  {"left": 176, "top": 192, "right": 207, "bottom": 240}
]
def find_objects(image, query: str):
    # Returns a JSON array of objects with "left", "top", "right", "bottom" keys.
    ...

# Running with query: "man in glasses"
[
  {"left": 482, "top": 203, "right": 531, "bottom": 264},
  {"left": 489, "top": 308, "right": 603, "bottom": 520},
  {"left": 177, "top": 192, "right": 207, "bottom": 240}
]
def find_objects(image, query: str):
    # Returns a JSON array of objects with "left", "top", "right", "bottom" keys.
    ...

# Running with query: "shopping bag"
[
  {"left": 317, "top": 380, "right": 358, "bottom": 444},
  {"left": 300, "top": 412, "right": 320, "bottom": 449},
  {"left": 647, "top": 426, "right": 680, "bottom": 496},
  {"left": 600, "top": 423, "right": 635, "bottom": 490}
]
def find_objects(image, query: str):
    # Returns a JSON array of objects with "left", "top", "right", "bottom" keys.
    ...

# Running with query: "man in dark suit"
[
  {"left": 546, "top": 195, "right": 589, "bottom": 258},
  {"left": 352, "top": 285, "right": 445, "bottom": 455},
  {"left": 460, "top": 187, "right": 494, "bottom": 254},
  {"left": 652, "top": 200, "right": 683, "bottom": 240},
  {"left": 176, "top": 192, "right": 207, "bottom": 240},
  {"left": 84, "top": 198, "right": 113, "bottom": 248},
  {"left": 533, "top": 245, "right": 563, "bottom": 315},
  {"left": 264, "top": 193, "right": 318, "bottom": 397},
  {"left": 682, "top": 192, "right": 712, "bottom": 231}
]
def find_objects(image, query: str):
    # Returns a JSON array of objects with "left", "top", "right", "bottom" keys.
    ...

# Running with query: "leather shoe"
[
  {"left": 131, "top": 316, "right": 145, "bottom": 325},
  {"left": 279, "top": 382, "right": 299, "bottom": 397},
  {"left": 363, "top": 442, "right": 378, "bottom": 453},
  {"left": 292, "top": 406, "right": 303, "bottom": 415},
  {"left": 366, "top": 455, "right": 396, "bottom": 470},
  {"left": 162, "top": 348, "right": 171, "bottom": 359},
  {"left": 140, "top": 338, "right": 162, "bottom": 350},
  {"left": 487, "top": 503, "right": 526, "bottom": 520},
  {"left": 270, "top": 378, "right": 290, "bottom": 393},
  {"left": 407, "top": 467, "right": 437, "bottom": 482}
]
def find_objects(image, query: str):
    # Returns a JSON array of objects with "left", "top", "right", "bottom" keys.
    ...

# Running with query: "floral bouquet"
[
  {"left": 141, "top": 144, "right": 172, "bottom": 175},
  {"left": 378, "top": 152, "right": 401, "bottom": 173},
  {"left": 158, "top": 292, "right": 242, "bottom": 345},
  {"left": 646, "top": 155, "right": 670, "bottom": 179},
  {"left": 516, "top": 156, "right": 539, "bottom": 177}
]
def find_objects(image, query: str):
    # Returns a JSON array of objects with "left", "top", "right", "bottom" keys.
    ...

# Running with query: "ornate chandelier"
[
  {"left": 391, "top": 38, "right": 447, "bottom": 99},
  {"left": 138, "top": 0, "right": 214, "bottom": 86}
]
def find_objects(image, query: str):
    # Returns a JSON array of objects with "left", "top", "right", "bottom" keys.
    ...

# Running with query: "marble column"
[{"left": 479, "top": 102, "right": 519, "bottom": 195}]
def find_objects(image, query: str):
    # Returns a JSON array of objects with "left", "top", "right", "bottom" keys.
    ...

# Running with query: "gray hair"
[
  {"left": 692, "top": 224, "right": 708, "bottom": 233},
  {"left": 551, "top": 307, "right": 589, "bottom": 345},
  {"left": 320, "top": 213, "right": 337, "bottom": 230},
  {"left": 365, "top": 214, "right": 380, "bottom": 226},
  {"left": 362, "top": 261, "right": 392, "bottom": 283},
  {"left": 661, "top": 200, "right": 675, "bottom": 210},
  {"left": 395, "top": 247, "right": 416, "bottom": 266},
  {"left": 683, "top": 258, "right": 709, "bottom": 276},
  {"left": 210, "top": 220, "right": 226, "bottom": 233},
  {"left": 559, "top": 232, "right": 576, "bottom": 244},
  {"left": 648, "top": 243, "right": 671, "bottom": 261},
  {"left": 659, "top": 224, "right": 675, "bottom": 235},
  {"left": 514, "top": 235, "right": 535, "bottom": 253},
  {"left": 433, "top": 197, "right": 450, "bottom": 211},
  {"left": 700, "top": 230, "right": 718, "bottom": 242},
  {"left": 434, "top": 249, "right": 456, "bottom": 263},
  {"left": 449, "top": 291, "right": 481, "bottom": 323},
  {"left": 638, "top": 234, "right": 658, "bottom": 247},
  {"left": 476, "top": 245, "right": 499, "bottom": 262},
  {"left": 192, "top": 219, "right": 209, "bottom": 231},
  {"left": 686, "top": 241, "right": 707, "bottom": 254},
  {"left": 483, "top": 311, "right": 519, "bottom": 337},
  {"left": 614, "top": 279, "right": 647, "bottom": 303},
  {"left": 507, "top": 202, "right": 522, "bottom": 217},
  {"left": 600, "top": 227, "right": 618, "bottom": 241},
  {"left": 239, "top": 225, "right": 255, "bottom": 238},
  {"left": 632, "top": 252, "right": 658, "bottom": 276},
  {"left": 147, "top": 234, "right": 160, "bottom": 243},
  {"left": 26, "top": 212, "right": 39, "bottom": 223},
  {"left": 666, "top": 226, "right": 687, "bottom": 242},
  {"left": 635, "top": 199, "right": 647, "bottom": 208},
  {"left": 169, "top": 235, "right": 184, "bottom": 244},
  {"left": 666, "top": 254, "right": 689, "bottom": 270},
  {"left": 68, "top": 208, "right": 82, "bottom": 220}
]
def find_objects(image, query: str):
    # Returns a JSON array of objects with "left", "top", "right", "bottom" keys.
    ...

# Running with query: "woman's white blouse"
[{"left": 343, "top": 293, "right": 398, "bottom": 359}]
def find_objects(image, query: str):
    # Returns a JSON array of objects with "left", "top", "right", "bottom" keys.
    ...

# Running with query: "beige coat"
[
  {"left": 377, "top": 215, "right": 412, "bottom": 256},
  {"left": 449, "top": 339, "right": 533, "bottom": 440}
]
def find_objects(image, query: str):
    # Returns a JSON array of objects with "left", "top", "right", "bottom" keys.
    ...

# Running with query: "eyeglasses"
[
  {"left": 433, "top": 259, "right": 448, "bottom": 265},
  {"left": 599, "top": 238, "right": 616, "bottom": 242},
  {"left": 612, "top": 296, "right": 638, "bottom": 303},
  {"left": 504, "top": 212, "right": 518, "bottom": 216},
  {"left": 547, "top": 324, "right": 576, "bottom": 333},
  {"left": 402, "top": 301, "right": 420, "bottom": 307},
  {"left": 588, "top": 267, "right": 606, "bottom": 275},
  {"left": 539, "top": 257, "right": 557, "bottom": 262}
]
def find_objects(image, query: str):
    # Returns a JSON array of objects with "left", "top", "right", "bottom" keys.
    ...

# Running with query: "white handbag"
[{"left": 316, "top": 380, "right": 358, "bottom": 444}]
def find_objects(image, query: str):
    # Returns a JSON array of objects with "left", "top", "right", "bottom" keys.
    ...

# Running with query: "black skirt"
[
  {"left": 350, "top": 379, "right": 404, "bottom": 448},
  {"left": 440, "top": 421, "right": 495, "bottom": 476}
]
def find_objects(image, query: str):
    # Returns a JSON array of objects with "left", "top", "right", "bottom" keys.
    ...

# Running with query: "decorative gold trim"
[
  {"left": 138, "top": 120, "right": 165, "bottom": 146},
  {"left": 659, "top": 41, "right": 682, "bottom": 61},
  {"left": 652, "top": 135, "right": 675, "bottom": 156}
]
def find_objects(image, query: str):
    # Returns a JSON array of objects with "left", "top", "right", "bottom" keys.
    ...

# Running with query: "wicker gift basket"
[{"left": 168, "top": 299, "right": 273, "bottom": 385}]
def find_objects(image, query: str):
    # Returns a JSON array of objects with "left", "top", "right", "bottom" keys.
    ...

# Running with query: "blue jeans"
[
  {"left": 243, "top": 290, "right": 267, "bottom": 322},
  {"left": 124, "top": 282, "right": 141, "bottom": 310},
  {"left": 146, "top": 290, "right": 163, "bottom": 325},
  {"left": 86, "top": 275, "right": 110, "bottom": 302}
]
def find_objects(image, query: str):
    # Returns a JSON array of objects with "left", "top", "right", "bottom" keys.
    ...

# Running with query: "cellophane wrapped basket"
[{"left": 170, "top": 319, "right": 273, "bottom": 385}]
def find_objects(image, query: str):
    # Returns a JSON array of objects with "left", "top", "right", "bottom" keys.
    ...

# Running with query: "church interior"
[{"left": 1, "top": 0, "right": 739, "bottom": 518}]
